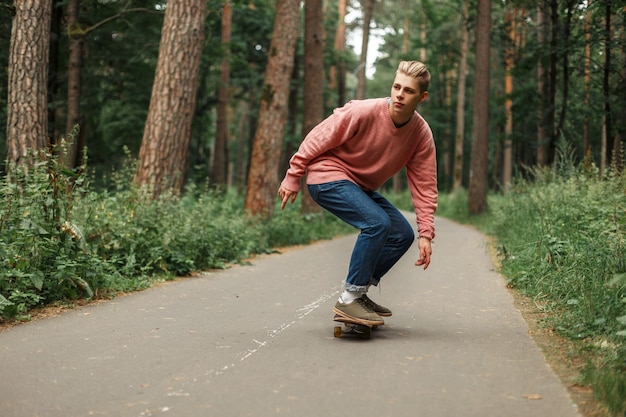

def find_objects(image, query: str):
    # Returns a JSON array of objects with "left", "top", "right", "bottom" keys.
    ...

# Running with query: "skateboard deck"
[{"left": 333, "top": 314, "right": 378, "bottom": 339}]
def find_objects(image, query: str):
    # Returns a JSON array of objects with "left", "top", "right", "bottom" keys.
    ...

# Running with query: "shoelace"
[
  {"left": 356, "top": 297, "right": 376, "bottom": 313},
  {"left": 361, "top": 295, "right": 378, "bottom": 310}
]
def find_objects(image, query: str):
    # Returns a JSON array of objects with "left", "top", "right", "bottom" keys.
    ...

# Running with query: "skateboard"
[{"left": 333, "top": 314, "right": 378, "bottom": 339}]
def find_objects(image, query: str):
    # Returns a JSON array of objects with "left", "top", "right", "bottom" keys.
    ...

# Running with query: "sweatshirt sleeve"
[
  {"left": 280, "top": 102, "right": 359, "bottom": 192},
  {"left": 406, "top": 128, "right": 438, "bottom": 240}
]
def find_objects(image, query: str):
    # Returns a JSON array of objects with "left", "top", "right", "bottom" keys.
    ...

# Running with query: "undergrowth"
[{"left": 0, "top": 148, "right": 352, "bottom": 321}]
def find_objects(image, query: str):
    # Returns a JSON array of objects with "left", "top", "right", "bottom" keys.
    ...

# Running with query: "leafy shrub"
[
  {"left": 0, "top": 149, "right": 119, "bottom": 319},
  {"left": 0, "top": 149, "right": 353, "bottom": 321}
]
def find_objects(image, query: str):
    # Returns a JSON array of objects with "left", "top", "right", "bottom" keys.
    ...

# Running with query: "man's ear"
[{"left": 419, "top": 91, "right": 429, "bottom": 103}]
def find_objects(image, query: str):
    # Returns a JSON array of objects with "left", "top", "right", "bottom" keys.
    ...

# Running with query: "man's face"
[{"left": 389, "top": 73, "right": 428, "bottom": 117}]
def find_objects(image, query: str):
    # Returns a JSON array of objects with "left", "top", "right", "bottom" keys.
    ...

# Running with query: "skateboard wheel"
[
  {"left": 361, "top": 327, "right": 372, "bottom": 339},
  {"left": 334, "top": 326, "right": 342, "bottom": 338}
]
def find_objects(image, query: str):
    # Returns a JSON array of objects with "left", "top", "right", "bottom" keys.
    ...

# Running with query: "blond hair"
[{"left": 396, "top": 61, "right": 430, "bottom": 93}]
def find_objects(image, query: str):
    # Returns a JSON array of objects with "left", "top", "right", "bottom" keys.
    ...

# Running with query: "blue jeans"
[{"left": 308, "top": 180, "right": 414, "bottom": 292}]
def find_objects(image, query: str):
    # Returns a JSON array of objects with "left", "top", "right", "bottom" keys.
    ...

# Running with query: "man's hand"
[
  {"left": 415, "top": 237, "right": 432, "bottom": 270},
  {"left": 278, "top": 186, "right": 298, "bottom": 210}
]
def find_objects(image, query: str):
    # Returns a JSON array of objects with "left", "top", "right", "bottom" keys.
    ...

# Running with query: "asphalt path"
[{"left": 0, "top": 216, "right": 582, "bottom": 417}]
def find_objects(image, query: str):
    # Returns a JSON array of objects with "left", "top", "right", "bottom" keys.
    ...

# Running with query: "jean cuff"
[{"left": 344, "top": 284, "right": 368, "bottom": 293}]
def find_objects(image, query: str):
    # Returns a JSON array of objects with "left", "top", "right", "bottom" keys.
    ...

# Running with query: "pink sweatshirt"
[{"left": 281, "top": 98, "right": 438, "bottom": 240}]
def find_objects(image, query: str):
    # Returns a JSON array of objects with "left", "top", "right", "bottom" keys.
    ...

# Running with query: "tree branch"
[{"left": 78, "top": 7, "right": 163, "bottom": 36}]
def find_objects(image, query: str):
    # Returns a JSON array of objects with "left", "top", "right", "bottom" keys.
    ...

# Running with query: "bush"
[
  {"left": 0, "top": 149, "right": 353, "bottom": 321},
  {"left": 0, "top": 149, "right": 119, "bottom": 319}
]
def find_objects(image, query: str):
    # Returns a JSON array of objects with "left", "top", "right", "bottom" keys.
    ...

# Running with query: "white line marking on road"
[{"left": 206, "top": 286, "right": 341, "bottom": 381}]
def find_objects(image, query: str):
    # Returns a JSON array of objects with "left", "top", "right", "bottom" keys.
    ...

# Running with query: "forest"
[
  {"left": 1, "top": 0, "right": 623, "bottom": 202},
  {"left": 1, "top": 0, "right": 625, "bottom": 414}
]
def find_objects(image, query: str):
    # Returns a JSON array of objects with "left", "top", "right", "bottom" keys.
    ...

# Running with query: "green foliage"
[
  {"left": 439, "top": 143, "right": 626, "bottom": 416},
  {"left": 0, "top": 147, "right": 118, "bottom": 320},
  {"left": 0, "top": 149, "right": 353, "bottom": 321}
]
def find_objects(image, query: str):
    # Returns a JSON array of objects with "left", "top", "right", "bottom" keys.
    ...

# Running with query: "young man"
[{"left": 278, "top": 61, "right": 438, "bottom": 326}]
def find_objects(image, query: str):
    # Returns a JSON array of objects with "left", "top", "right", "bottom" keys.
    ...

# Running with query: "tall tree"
[
  {"left": 583, "top": 0, "right": 592, "bottom": 156},
  {"left": 6, "top": 0, "right": 52, "bottom": 167},
  {"left": 537, "top": 0, "right": 559, "bottom": 167},
  {"left": 392, "top": 0, "right": 411, "bottom": 193},
  {"left": 135, "top": 0, "right": 207, "bottom": 198},
  {"left": 502, "top": 6, "right": 516, "bottom": 190},
  {"left": 355, "top": 0, "right": 375, "bottom": 99},
  {"left": 244, "top": 0, "right": 300, "bottom": 217},
  {"left": 62, "top": 0, "right": 84, "bottom": 169},
  {"left": 555, "top": 0, "right": 574, "bottom": 140},
  {"left": 328, "top": 0, "right": 348, "bottom": 108},
  {"left": 468, "top": 0, "right": 491, "bottom": 214},
  {"left": 615, "top": 13, "right": 626, "bottom": 171},
  {"left": 301, "top": 0, "right": 325, "bottom": 214},
  {"left": 600, "top": 0, "right": 611, "bottom": 175},
  {"left": 453, "top": 0, "right": 469, "bottom": 191},
  {"left": 212, "top": 0, "right": 232, "bottom": 187},
  {"left": 48, "top": 0, "right": 62, "bottom": 145},
  {"left": 536, "top": 4, "right": 551, "bottom": 167}
]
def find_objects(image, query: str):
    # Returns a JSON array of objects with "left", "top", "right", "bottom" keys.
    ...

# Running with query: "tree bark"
[
  {"left": 583, "top": 0, "right": 592, "bottom": 158},
  {"left": 63, "top": 0, "right": 84, "bottom": 169},
  {"left": 536, "top": 4, "right": 550, "bottom": 167},
  {"left": 556, "top": 0, "right": 574, "bottom": 137},
  {"left": 6, "top": 0, "right": 52, "bottom": 167},
  {"left": 502, "top": 7, "right": 515, "bottom": 190},
  {"left": 453, "top": 0, "right": 469, "bottom": 191},
  {"left": 336, "top": 0, "right": 347, "bottom": 107},
  {"left": 48, "top": 0, "right": 62, "bottom": 144},
  {"left": 468, "top": 0, "right": 491, "bottom": 215},
  {"left": 135, "top": 0, "right": 207, "bottom": 198},
  {"left": 355, "top": 0, "right": 375, "bottom": 100},
  {"left": 600, "top": 0, "right": 611, "bottom": 175},
  {"left": 212, "top": 0, "right": 232, "bottom": 187},
  {"left": 328, "top": 0, "right": 347, "bottom": 108},
  {"left": 244, "top": 0, "right": 300, "bottom": 218},
  {"left": 301, "top": 0, "right": 325, "bottom": 214},
  {"left": 392, "top": 2, "right": 411, "bottom": 193}
]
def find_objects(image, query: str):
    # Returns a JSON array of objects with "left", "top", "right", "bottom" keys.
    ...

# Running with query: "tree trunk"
[
  {"left": 468, "top": 0, "right": 491, "bottom": 215},
  {"left": 301, "top": 0, "right": 325, "bottom": 215},
  {"left": 135, "top": 0, "right": 207, "bottom": 198},
  {"left": 244, "top": 0, "right": 300, "bottom": 218},
  {"left": 614, "top": 13, "right": 626, "bottom": 172},
  {"left": 546, "top": 0, "right": 558, "bottom": 164},
  {"left": 556, "top": 0, "right": 573, "bottom": 136},
  {"left": 282, "top": 56, "right": 299, "bottom": 178},
  {"left": 502, "top": 7, "right": 515, "bottom": 190},
  {"left": 63, "top": 0, "right": 84, "bottom": 169},
  {"left": 6, "top": 0, "right": 52, "bottom": 168},
  {"left": 329, "top": 0, "right": 347, "bottom": 108},
  {"left": 355, "top": 0, "right": 375, "bottom": 100},
  {"left": 583, "top": 0, "right": 592, "bottom": 157},
  {"left": 392, "top": 5, "right": 411, "bottom": 194},
  {"left": 48, "top": 0, "right": 62, "bottom": 144},
  {"left": 235, "top": 98, "right": 252, "bottom": 194},
  {"left": 212, "top": 0, "right": 232, "bottom": 187},
  {"left": 419, "top": 11, "right": 427, "bottom": 62},
  {"left": 536, "top": 5, "right": 550, "bottom": 167},
  {"left": 443, "top": 64, "right": 454, "bottom": 189},
  {"left": 453, "top": 0, "right": 469, "bottom": 191},
  {"left": 600, "top": 0, "right": 611, "bottom": 176}
]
